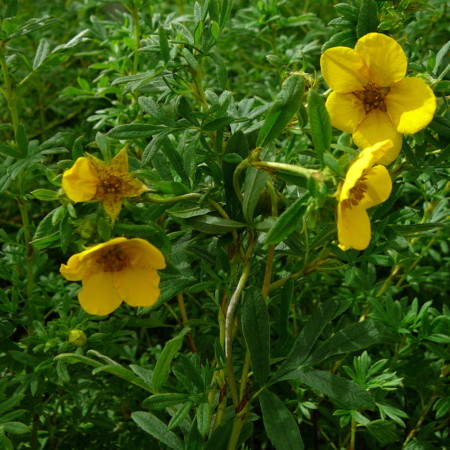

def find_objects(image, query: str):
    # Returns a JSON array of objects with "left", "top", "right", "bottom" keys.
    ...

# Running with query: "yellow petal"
[
  {"left": 359, "top": 165, "right": 392, "bottom": 209},
  {"left": 60, "top": 254, "right": 95, "bottom": 281},
  {"left": 355, "top": 33, "right": 407, "bottom": 87},
  {"left": 122, "top": 177, "right": 149, "bottom": 197},
  {"left": 339, "top": 139, "right": 393, "bottom": 202},
  {"left": 385, "top": 77, "right": 436, "bottom": 134},
  {"left": 325, "top": 92, "right": 366, "bottom": 133},
  {"left": 338, "top": 204, "right": 371, "bottom": 251},
  {"left": 353, "top": 110, "right": 402, "bottom": 165},
  {"left": 78, "top": 271, "right": 123, "bottom": 315},
  {"left": 110, "top": 147, "right": 129, "bottom": 174},
  {"left": 62, "top": 157, "right": 99, "bottom": 202},
  {"left": 114, "top": 267, "right": 161, "bottom": 307},
  {"left": 320, "top": 46, "right": 369, "bottom": 93},
  {"left": 102, "top": 195, "right": 123, "bottom": 222},
  {"left": 124, "top": 238, "right": 166, "bottom": 270}
]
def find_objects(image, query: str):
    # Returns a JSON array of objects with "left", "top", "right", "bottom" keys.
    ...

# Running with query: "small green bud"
[{"left": 68, "top": 329, "right": 87, "bottom": 347}]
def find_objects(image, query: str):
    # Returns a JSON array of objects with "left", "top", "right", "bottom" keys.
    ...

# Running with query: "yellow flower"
[
  {"left": 60, "top": 237, "right": 166, "bottom": 315},
  {"left": 337, "top": 140, "right": 393, "bottom": 251},
  {"left": 62, "top": 148, "right": 148, "bottom": 221},
  {"left": 321, "top": 33, "right": 436, "bottom": 165}
]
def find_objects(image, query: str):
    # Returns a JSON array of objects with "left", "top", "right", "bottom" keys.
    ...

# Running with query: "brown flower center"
[
  {"left": 96, "top": 246, "right": 129, "bottom": 272},
  {"left": 341, "top": 175, "right": 368, "bottom": 210},
  {"left": 99, "top": 174, "right": 123, "bottom": 195},
  {"left": 353, "top": 82, "right": 390, "bottom": 114}
]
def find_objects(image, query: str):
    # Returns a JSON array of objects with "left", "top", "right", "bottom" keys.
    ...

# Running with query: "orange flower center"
[
  {"left": 96, "top": 246, "right": 129, "bottom": 272},
  {"left": 353, "top": 82, "right": 390, "bottom": 114},
  {"left": 341, "top": 175, "right": 368, "bottom": 210}
]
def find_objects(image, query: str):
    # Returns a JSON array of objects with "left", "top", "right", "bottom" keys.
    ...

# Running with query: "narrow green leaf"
[
  {"left": 256, "top": 75, "right": 304, "bottom": 147},
  {"left": 259, "top": 390, "right": 304, "bottom": 450},
  {"left": 30, "top": 189, "right": 57, "bottom": 201},
  {"left": 196, "top": 396, "right": 211, "bottom": 437},
  {"left": 132, "top": 412, "right": 183, "bottom": 450},
  {"left": 151, "top": 328, "right": 190, "bottom": 392},
  {"left": 242, "top": 167, "right": 268, "bottom": 223},
  {"left": 307, "top": 89, "right": 331, "bottom": 164},
  {"left": 168, "top": 401, "right": 193, "bottom": 431},
  {"left": 321, "top": 30, "right": 356, "bottom": 52},
  {"left": 1, "top": 422, "right": 29, "bottom": 435},
  {"left": 33, "top": 38, "right": 50, "bottom": 69},
  {"left": 202, "top": 116, "right": 234, "bottom": 131},
  {"left": 222, "top": 130, "right": 249, "bottom": 219},
  {"left": 306, "top": 320, "right": 384, "bottom": 366},
  {"left": 159, "top": 25, "right": 170, "bottom": 62},
  {"left": 108, "top": 124, "right": 163, "bottom": 139},
  {"left": 0, "top": 394, "right": 25, "bottom": 416},
  {"left": 356, "top": 0, "right": 378, "bottom": 39},
  {"left": 208, "top": 52, "right": 228, "bottom": 89},
  {"left": 282, "top": 367, "right": 375, "bottom": 410},
  {"left": 0, "top": 142, "right": 20, "bottom": 158},
  {"left": 273, "top": 298, "right": 346, "bottom": 382},
  {"left": 15, "top": 124, "right": 28, "bottom": 157},
  {"left": 4, "top": 0, "right": 19, "bottom": 19},
  {"left": 186, "top": 215, "right": 245, "bottom": 234},
  {"left": 241, "top": 288, "right": 270, "bottom": 386},
  {"left": 266, "top": 194, "right": 309, "bottom": 245},
  {"left": 142, "top": 393, "right": 190, "bottom": 410},
  {"left": 55, "top": 353, "right": 152, "bottom": 392}
]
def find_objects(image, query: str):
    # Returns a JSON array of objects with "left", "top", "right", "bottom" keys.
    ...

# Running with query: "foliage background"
[{"left": 0, "top": 0, "right": 449, "bottom": 449}]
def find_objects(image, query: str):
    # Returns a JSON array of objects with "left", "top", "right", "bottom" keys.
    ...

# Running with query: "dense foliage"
[{"left": 1, "top": 0, "right": 449, "bottom": 449}]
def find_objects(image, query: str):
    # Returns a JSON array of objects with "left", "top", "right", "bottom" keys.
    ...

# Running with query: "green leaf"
[
  {"left": 273, "top": 298, "right": 345, "bottom": 382},
  {"left": 108, "top": 124, "right": 163, "bottom": 139},
  {"left": 356, "top": 0, "right": 378, "bottom": 39},
  {"left": 186, "top": 215, "right": 245, "bottom": 234},
  {"left": 222, "top": 130, "right": 249, "bottom": 219},
  {"left": 167, "top": 401, "right": 193, "bottom": 431},
  {"left": 0, "top": 394, "right": 25, "bottom": 416},
  {"left": 54, "top": 353, "right": 152, "bottom": 392},
  {"left": 33, "top": 38, "right": 50, "bottom": 69},
  {"left": 242, "top": 167, "right": 268, "bottom": 223},
  {"left": 259, "top": 390, "right": 304, "bottom": 450},
  {"left": 307, "top": 89, "right": 331, "bottom": 164},
  {"left": 196, "top": 396, "right": 211, "bottom": 437},
  {"left": 208, "top": 52, "right": 228, "bottom": 89},
  {"left": 1, "top": 422, "right": 29, "bottom": 435},
  {"left": 7, "top": 16, "right": 60, "bottom": 40},
  {"left": 306, "top": 320, "right": 384, "bottom": 366},
  {"left": 142, "top": 393, "right": 190, "bottom": 410},
  {"left": 131, "top": 412, "right": 183, "bottom": 450},
  {"left": 266, "top": 194, "right": 308, "bottom": 245},
  {"left": 241, "top": 288, "right": 270, "bottom": 386},
  {"left": 4, "top": 0, "right": 18, "bottom": 19},
  {"left": 321, "top": 30, "right": 356, "bottom": 52},
  {"left": 280, "top": 367, "right": 375, "bottom": 410},
  {"left": 366, "top": 420, "right": 401, "bottom": 445},
  {"left": 256, "top": 74, "right": 305, "bottom": 147},
  {"left": 15, "top": 124, "right": 28, "bottom": 157},
  {"left": 30, "top": 189, "right": 58, "bottom": 201},
  {"left": 158, "top": 26, "right": 170, "bottom": 62},
  {"left": 151, "top": 328, "right": 190, "bottom": 392},
  {"left": 0, "top": 142, "right": 19, "bottom": 158},
  {"left": 202, "top": 116, "right": 234, "bottom": 131}
]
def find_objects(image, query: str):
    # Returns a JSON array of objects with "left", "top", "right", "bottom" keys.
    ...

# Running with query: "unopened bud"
[{"left": 68, "top": 329, "right": 87, "bottom": 347}]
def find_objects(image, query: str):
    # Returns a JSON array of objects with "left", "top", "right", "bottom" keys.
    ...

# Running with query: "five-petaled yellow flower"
[
  {"left": 321, "top": 33, "right": 436, "bottom": 165},
  {"left": 62, "top": 148, "right": 148, "bottom": 221},
  {"left": 60, "top": 237, "right": 166, "bottom": 315},
  {"left": 337, "top": 140, "right": 393, "bottom": 251}
]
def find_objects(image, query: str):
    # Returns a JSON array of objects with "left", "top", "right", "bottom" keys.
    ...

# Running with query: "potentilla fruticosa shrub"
[{"left": 1, "top": 0, "right": 449, "bottom": 449}]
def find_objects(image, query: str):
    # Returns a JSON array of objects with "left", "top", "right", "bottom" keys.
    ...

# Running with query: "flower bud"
[{"left": 68, "top": 329, "right": 87, "bottom": 347}]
